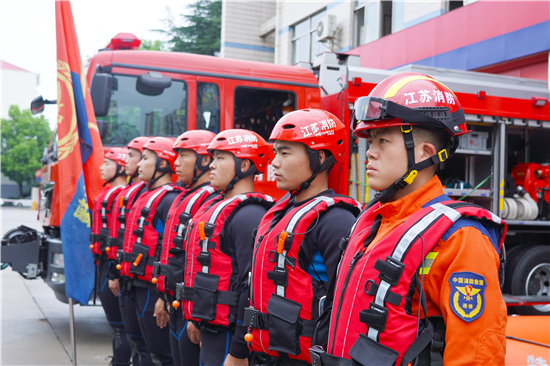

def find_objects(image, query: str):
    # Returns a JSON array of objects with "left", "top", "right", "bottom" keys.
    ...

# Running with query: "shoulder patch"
[{"left": 448, "top": 271, "right": 486, "bottom": 322}]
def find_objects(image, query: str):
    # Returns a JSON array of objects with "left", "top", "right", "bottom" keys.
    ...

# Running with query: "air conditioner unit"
[{"left": 316, "top": 15, "right": 337, "bottom": 42}]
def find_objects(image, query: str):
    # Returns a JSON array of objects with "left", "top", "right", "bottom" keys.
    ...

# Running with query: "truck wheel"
[{"left": 507, "top": 245, "right": 550, "bottom": 315}]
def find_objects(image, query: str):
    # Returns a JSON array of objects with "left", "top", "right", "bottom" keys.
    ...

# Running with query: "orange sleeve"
[{"left": 420, "top": 225, "right": 507, "bottom": 366}]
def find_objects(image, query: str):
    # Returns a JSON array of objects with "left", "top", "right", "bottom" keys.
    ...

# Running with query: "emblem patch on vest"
[{"left": 448, "top": 271, "right": 486, "bottom": 322}]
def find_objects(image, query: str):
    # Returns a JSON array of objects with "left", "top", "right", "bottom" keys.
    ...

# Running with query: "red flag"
[{"left": 56, "top": 0, "right": 104, "bottom": 303}]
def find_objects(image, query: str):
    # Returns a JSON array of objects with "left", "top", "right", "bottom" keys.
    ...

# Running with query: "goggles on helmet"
[{"left": 352, "top": 96, "right": 466, "bottom": 136}]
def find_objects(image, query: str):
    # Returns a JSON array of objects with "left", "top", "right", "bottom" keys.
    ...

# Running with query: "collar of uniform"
[
  {"left": 373, "top": 175, "right": 444, "bottom": 221},
  {"left": 291, "top": 189, "right": 335, "bottom": 208},
  {"left": 188, "top": 182, "right": 210, "bottom": 194}
]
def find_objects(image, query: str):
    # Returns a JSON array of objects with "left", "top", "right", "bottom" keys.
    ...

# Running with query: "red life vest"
[
  {"left": 183, "top": 193, "right": 275, "bottom": 328},
  {"left": 90, "top": 185, "right": 125, "bottom": 258},
  {"left": 320, "top": 200, "right": 506, "bottom": 366},
  {"left": 246, "top": 194, "right": 362, "bottom": 362},
  {"left": 154, "top": 185, "right": 217, "bottom": 295},
  {"left": 119, "top": 184, "right": 183, "bottom": 283},
  {"left": 107, "top": 181, "right": 146, "bottom": 260}
]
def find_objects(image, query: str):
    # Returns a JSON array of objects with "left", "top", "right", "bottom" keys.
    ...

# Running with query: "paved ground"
[{"left": 1, "top": 207, "right": 111, "bottom": 365}]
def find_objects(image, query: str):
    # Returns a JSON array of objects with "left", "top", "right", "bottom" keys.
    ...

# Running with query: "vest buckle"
[
  {"left": 179, "top": 212, "right": 191, "bottom": 226},
  {"left": 197, "top": 251, "right": 211, "bottom": 267},
  {"left": 267, "top": 266, "right": 288, "bottom": 287},
  {"left": 359, "top": 303, "right": 388, "bottom": 332},
  {"left": 374, "top": 256, "right": 404, "bottom": 287}
]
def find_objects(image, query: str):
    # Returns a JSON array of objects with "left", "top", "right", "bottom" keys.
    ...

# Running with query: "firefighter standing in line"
[
  {"left": 151, "top": 130, "right": 219, "bottom": 366},
  {"left": 246, "top": 110, "right": 361, "bottom": 366},
  {"left": 90, "top": 147, "right": 133, "bottom": 366},
  {"left": 310, "top": 73, "right": 507, "bottom": 366},
  {"left": 108, "top": 137, "right": 151, "bottom": 365},
  {"left": 118, "top": 137, "right": 183, "bottom": 366},
  {"left": 182, "top": 129, "right": 275, "bottom": 366}
]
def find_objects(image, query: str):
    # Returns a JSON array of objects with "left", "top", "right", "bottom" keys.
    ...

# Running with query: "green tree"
[
  {"left": 159, "top": 0, "right": 221, "bottom": 56},
  {"left": 138, "top": 39, "right": 164, "bottom": 51},
  {"left": 1, "top": 105, "right": 51, "bottom": 197}
]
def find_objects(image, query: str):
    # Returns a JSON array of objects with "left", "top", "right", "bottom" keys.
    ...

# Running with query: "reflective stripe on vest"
[
  {"left": 327, "top": 201, "right": 506, "bottom": 366},
  {"left": 120, "top": 184, "right": 182, "bottom": 282},
  {"left": 156, "top": 185, "right": 217, "bottom": 294},
  {"left": 183, "top": 193, "right": 275, "bottom": 328},
  {"left": 248, "top": 193, "right": 361, "bottom": 362},
  {"left": 108, "top": 181, "right": 146, "bottom": 260},
  {"left": 90, "top": 185, "right": 124, "bottom": 256}
]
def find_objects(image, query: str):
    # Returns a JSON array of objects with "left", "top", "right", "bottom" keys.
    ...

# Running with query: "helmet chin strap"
[
  {"left": 131, "top": 152, "right": 142, "bottom": 178},
  {"left": 290, "top": 149, "right": 335, "bottom": 197},
  {"left": 148, "top": 158, "right": 172, "bottom": 188},
  {"left": 377, "top": 126, "right": 451, "bottom": 203},
  {"left": 219, "top": 156, "right": 257, "bottom": 198},
  {"left": 185, "top": 153, "right": 211, "bottom": 190},
  {"left": 104, "top": 164, "right": 126, "bottom": 187}
]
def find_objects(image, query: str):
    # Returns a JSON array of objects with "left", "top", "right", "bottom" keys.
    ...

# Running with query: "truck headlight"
[
  {"left": 52, "top": 253, "right": 64, "bottom": 267},
  {"left": 50, "top": 272, "right": 65, "bottom": 283}
]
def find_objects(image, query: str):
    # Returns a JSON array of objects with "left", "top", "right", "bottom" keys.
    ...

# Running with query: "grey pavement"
[{"left": 1, "top": 207, "right": 111, "bottom": 365}]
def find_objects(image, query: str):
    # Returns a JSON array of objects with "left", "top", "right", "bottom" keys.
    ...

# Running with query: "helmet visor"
[{"left": 354, "top": 97, "right": 390, "bottom": 121}]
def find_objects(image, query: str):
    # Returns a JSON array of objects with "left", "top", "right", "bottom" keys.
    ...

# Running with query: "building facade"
[
  {"left": 1, "top": 60, "right": 39, "bottom": 198},
  {"left": 220, "top": 0, "right": 549, "bottom": 85}
]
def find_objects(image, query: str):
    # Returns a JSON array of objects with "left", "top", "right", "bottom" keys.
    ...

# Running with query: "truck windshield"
[{"left": 99, "top": 74, "right": 188, "bottom": 146}]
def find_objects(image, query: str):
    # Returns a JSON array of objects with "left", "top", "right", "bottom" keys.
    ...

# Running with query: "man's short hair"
[{"left": 412, "top": 127, "right": 447, "bottom": 153}]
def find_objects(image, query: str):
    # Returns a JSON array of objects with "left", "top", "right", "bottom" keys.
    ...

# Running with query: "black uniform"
[
  {"left": 131, "top": 188, "right": 180, "bottom": 366},
  {"left": 250, "top": 190, "right": 357, "bottom": 366},
  {"left": 200, "top": 203, "right": 268, "bottom": 366},
  {"left": 167, "top": 186, "right": 219, "bottom": 366}
]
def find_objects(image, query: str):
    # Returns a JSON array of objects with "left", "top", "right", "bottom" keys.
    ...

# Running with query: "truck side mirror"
[
  {"left": 31, "top": 96, "right": 46, "bottom": 115},
  {"left": 90, "top": 73, "right": 113, "bottom": 117},
  {"left": 96, "top": 119, "right": 108, "bottom": 139},
  {"left": 136, "top": 72, "right": 172, "bottom": 96}
]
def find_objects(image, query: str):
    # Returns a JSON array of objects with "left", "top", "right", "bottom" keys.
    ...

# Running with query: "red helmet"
[
  {"left": 105, "top": 147, "right": 128, "bottom": 168},
  {"left": 127, "top": 136, "right": 150, "bottom": 154},
  {"left": 270, "top": 109, "right": 345, "bottom": 195},
  {"left": 173, "top": 130, "right": 216, "bottom": 155},
  {"left": 352, "top": 72, "right": 468, "bottom": 141},
  {"left": 143, "top": 137, "right": 178, "bottom": 173},
  {"left": 208, "top": 129, "right": 269, "bottom": 174},
  {"left": 352, "top": 73, "right": 469, "bottom": 203},
  {"left": 270, "top": 109, "right": 346, "bottom": 163}
]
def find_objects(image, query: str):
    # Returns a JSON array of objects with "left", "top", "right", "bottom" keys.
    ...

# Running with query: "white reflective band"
[
  {"left": 490, "top": 212, "right": 502, "bottom": 224},
  {"left": 393, "top": 209, "right": 441, "bottom": 260},
  {"left": 136, "top": 186, "right": 170, "bottom": 244},
  {"left": 430, "top": 203, "right": 461, "bottom": 222},
  {"left": 375, "top": 281, "right": 391, "bottom": 306},
  {"left": 367, "top": 327, "right": 379, "bottom": 341},
  {"left": 276, "top": 197, "right": 334, "bottom": 297},
  {"left": 121, "top": 183, "right": 144, "bottom": 229}
]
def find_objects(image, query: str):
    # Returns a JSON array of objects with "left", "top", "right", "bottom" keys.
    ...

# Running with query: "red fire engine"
[{"left": 2, "top": 33, "right": 549, "bottom": 362}]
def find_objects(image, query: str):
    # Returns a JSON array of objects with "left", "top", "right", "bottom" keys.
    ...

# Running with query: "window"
[
  {"left": 292, "top": 11, "right": 329, "bottom": 63},
  {"left": 196, "top": 82, "right": 220, "bottom": 133},
  {"left": 103, "top": 74, "right": 187, "bottom": 145},
  {"left": 448, "top": 1, "right": 463, "bottom": 12},
  {"left": 354, "top": 0, "right": 394, "bottom": 47},
  {"left": 233, "top": 87, "right": 296, "bottom": 141}
]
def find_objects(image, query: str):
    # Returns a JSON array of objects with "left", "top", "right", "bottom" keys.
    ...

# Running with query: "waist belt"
[
  {"left": 309, "top": 347, "right": 352, "bottom": 366},
  {"left": 106, "top": 237, "right": 121, "bottom": 247},
  {"left": 244, "top": 307, "right": 316, "bottom": 338},
  {"left": 152, "top": 262, "right": 169, "bottom": 278},
  {"left": 182, "top": 286, "right": 239, "bottom": 308},
  {"left": 131, "top": 278, "right": 158, "bottom": 291}
]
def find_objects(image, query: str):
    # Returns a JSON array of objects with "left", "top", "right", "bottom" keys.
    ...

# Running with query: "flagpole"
[{"left": 69, "top": 298, "right": 77, "bottom": 366}]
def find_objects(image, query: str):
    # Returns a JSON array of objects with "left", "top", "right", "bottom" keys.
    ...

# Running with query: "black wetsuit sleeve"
[
  {"left": 151, "top": 191, "right": 181, "bottom": 230},
  {"left": 302, "top": 207, "right": 357, "bottom": 284},
  {"left": 224, "top": 204, "right": 268, "bottom": 359}
]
